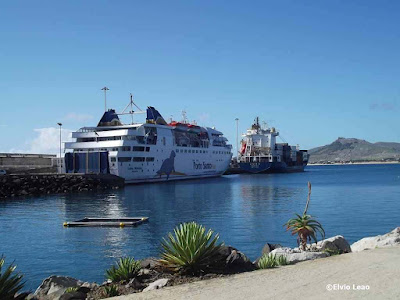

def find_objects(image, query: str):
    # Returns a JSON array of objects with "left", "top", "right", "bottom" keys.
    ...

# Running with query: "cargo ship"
[
  {"left": 228, "top": 117, "right": 308, "bottom": 174},
  {"left": 64, "top": 94, "right": 232, "bottom": 183}
]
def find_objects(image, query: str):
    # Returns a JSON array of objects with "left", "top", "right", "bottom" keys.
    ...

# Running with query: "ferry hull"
[
  {"left": 124, "top": 172, "right": 225, "bottom": 184},
  {"left": 227, "top": 162, "right": 307, "bottom": 174}
]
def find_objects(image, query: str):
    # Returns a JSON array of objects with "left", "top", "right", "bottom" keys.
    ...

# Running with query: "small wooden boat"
[{"left": 63, "top": 217, "right": 148, "bottom": 227}]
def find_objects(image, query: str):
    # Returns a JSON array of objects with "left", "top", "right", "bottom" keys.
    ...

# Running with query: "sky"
[{"left": 1, "top": 0, "right": 399, "bottom": 155}]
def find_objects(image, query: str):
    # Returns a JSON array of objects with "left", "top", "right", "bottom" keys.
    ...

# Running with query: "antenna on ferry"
[
  {"left": 130, "top": 93, "right": 134, "bottom": 124},
  {"left": 101, "top": 86, "right": 109, "bottom": 112},
  {"left": 119, "top": 92, "right": 145, "bottom": 124}
]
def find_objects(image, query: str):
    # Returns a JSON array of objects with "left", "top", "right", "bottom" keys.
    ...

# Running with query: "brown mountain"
[{"left": 308, "top": 137, "right": 400, "bottom": 163}]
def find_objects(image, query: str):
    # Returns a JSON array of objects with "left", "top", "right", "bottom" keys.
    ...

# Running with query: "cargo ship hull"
[{"left": 226, "top": 161, "right": 307, "bottom": 174}]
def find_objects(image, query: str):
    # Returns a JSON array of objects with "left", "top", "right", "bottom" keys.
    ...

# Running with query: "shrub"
[
  {"left": 0, "top": 256, "right": 25, "bottom": 300},
  {"left": 277, "top": 255, "right": 289, "bottom": 266},
  {"left": 322, "top": 248, "right": 341, "bottom": 256},
  {"left": 257, "top": 254, "right": 278, "bottom": 269},
  {"left": 65, "top": 287, "right": 78, "bottom": 293},
  {"left": 103, "top": 285, "right": 119, "bottom": 297},
  {"left": 105, "top": 257, "right": 141, "bottom": 282},
  {"left": 159, "top": 222, "right": 223, "bottom": 274}
]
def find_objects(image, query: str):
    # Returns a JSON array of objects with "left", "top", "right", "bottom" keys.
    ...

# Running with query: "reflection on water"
[
  {"left": 240, "top": 184, "right": 301, "bottom": 215},
  {"left": 1, "top": 164, "right": 400, "bottom": 289}
]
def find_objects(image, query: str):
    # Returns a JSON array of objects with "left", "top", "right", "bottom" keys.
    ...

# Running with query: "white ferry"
[{"left": 64, "top": 96, "right": 232, "bottom": 183}]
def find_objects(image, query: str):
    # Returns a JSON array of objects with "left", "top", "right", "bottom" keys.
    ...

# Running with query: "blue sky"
[{"left": 1, "top": 0, "right": 399, "bottom": 154}]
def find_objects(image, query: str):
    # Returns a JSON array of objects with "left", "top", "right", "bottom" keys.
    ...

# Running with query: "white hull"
[
  {"left": 110, "top": 144, "right": 231, "bottom": 183},
  {"left": 124, "top": 173, "right": 224, "bottom": 184}
]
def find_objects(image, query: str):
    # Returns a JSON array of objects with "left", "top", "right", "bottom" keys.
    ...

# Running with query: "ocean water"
[{"left": 1, "top": 164, "right": 400, "bottom": 289}]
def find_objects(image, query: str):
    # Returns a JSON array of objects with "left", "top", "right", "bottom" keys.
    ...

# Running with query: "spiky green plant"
[
  {"left": 159, "top": 222, "right": 223, "bottom": 274},
  {"left": 277, "top": 255, "right": 289, "bottom": 266},
  {"left": 65, "top": 286, "right": 78, "bottom": 293},
  {"left": 103, "top": 284, "right": 119, "bottom": 297},
  {"left": 285, "top": 182, "right": 325, "bottom": 251},
  {"left": 257, "top": 254, "right": 278, "bottom": 269},
  {"left": 322, "top": 248, "right": 341, "bottom": 256},
  {"left": 105, "top": 257, "right": 141, "bottom": 282},
  {"left": 0, "top": 256, "right": 25, "bottom": 300},
  {"left": 285, "top": 213, "right": 325, "bottom": 251}
]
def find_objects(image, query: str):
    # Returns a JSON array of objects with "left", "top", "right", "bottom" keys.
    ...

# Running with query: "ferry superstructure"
[
  {"left": 64, "top": 102, "right": 232, "bottom": 183},
  {"left": 230, "top": 117, "right": 308, "bottom": 173}
]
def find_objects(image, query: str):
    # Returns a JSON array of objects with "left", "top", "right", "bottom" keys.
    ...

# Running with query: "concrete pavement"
[{"left": 109, "top": 245, "right": 400, "bottom": 300}]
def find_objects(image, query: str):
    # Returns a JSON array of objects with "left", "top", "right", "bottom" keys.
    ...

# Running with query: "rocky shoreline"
[
  {"left": 16, "top": 227, "right": 400, "bottom": 300},
  {"left": 0, "top": 174, "right": 125, "bottom": 199}
]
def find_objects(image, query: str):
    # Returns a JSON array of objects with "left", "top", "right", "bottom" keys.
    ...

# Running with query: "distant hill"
[{"left": 308, "top": 137, "right": 400, "bottom": 163}]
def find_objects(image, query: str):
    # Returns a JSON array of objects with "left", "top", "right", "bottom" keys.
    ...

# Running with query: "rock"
[
  {"left": 138, "top": 268, "right": 151, "bottom": 277},
  {"left": 25, "top": 294, "right": 39, "bottom": 300},
  {"left": 212, "top": 246, "right": 256, "bottom": 274},
  {"left": 34, "top": 276, "right": 82, "bottom": 299},
  {"left": 143, "top": 278, "right": 169, "bottom": 292},
  {"left": 270, "top": 247, "right": 329, "bottom": 264},
  {"left": 101, "top": 279, "right": 113, "bottom": 286},
  {"left": 14, "top": 292, "right": 31, "bottom": 300},
  {"left": 80, "top": 281, "right": 98, "bottom": 290},
  {"left": 261, "top": 243, "right": 271, "bottom": 255},
  {"left": 318, "top": 235, "right": 351, "bottom": 253},
  {"left": 125, "top": 278, "right": 145, "bottom": 290},
  {"left": 140, "top": 257, "right": 159, "bottom": 269},
  {"left": 59, "top": 291, "right": 87, "bottom": 300},
  {"left": 269, "top": 243, "right": 283, "bottom": 251},
  {"left": 261, "top": 243, "right": 282, "bottom": 256},
  {"left": 76, "top": 286, "right": 91, "bottom": 294},
  {"left": 351, "top": 227, "right": 400, "bottom": 252},
  {"left": 13, "top": 179, "right": 22, "bottom": 185}
]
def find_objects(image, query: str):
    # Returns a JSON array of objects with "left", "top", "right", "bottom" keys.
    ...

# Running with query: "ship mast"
[
  {"left": 101, "top": 86, "right": 109, "bottom": 112},
  {"left": 181, "top": 110, "right": 188, "bottom": 124},
  {"left": 235, "top": 118, "right": 239, "bottom": 157}
]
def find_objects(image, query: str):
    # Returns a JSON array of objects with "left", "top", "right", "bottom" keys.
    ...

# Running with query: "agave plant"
[
  {"left": 0, "top": 256, "right": 25, "bottom": 300},
  {"left": 159, "top": 222, "right": 223, "bottom": 274},
  {"left": 258, "top": 253, "right": 290, "bottom": 269},
  {"left": 103, "top": 284, "right": 119, "bottom": 297},
  {"left": 105, "top": 257, "right": 141, "bottom": 282},
  {"left": 257, "top": 254, "right": 278, "bottom": 269},
  {"left": 285, "top": 213, "right": 325, "bottom": 251},
  {"left": 276, "top": 255, "right": 289, "bottom": 266}
]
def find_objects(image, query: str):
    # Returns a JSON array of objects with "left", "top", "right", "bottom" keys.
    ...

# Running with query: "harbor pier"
[{"left": 0, "top": 173, "right": 124, "bottom": 199}]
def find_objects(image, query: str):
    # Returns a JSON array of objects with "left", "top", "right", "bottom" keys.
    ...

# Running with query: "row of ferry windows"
[
  {"left": 75, "top": 147, "right": 230, "bottom": 154},
  {"left": 177, "top": 149, "right": 207, "bottom": 154},
  {"left": 120, "top": 146, "right": 150, "bottom": 152},
  {"left": 176, "top": 149, "right": 231, "bottom": 155},
  {"left": 110, "top": 157, "right": 155, "bottom": 162}
]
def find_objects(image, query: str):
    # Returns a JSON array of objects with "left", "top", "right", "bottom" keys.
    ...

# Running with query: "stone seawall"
[{"left": 0, "top": 174, "right": 125, "bottom": 199}]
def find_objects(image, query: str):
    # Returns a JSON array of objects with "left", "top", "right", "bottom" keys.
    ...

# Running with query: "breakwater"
[{"left": 0, "top": 174, "right": 124, "bottom": 199}]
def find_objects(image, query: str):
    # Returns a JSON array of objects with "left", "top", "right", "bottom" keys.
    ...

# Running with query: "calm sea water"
[{"left": 1, "top": 164, "right": 400, "bottom": 289}]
